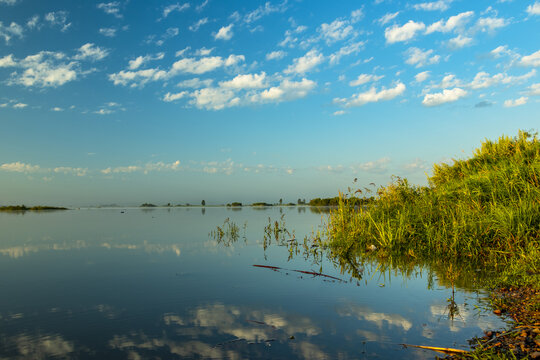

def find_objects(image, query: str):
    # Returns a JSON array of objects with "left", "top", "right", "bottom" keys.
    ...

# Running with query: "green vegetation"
[
  {"left": 251, "top": 202, "right": 273, "bottom": 207},
  {"left": 323, "top": 130, "right": 539, "bottom": 358},
  {"left": 309, "top": 196, "right": 374, "bottom": 207},
  {"left": 140, "top": 203, "right": 157, "bottom": 207},
  {"left": 0, "top": 205, "right": 68, "bottom": 212},
  {"left": 226, "top": 202, "right": 242, "bottom": 207}
]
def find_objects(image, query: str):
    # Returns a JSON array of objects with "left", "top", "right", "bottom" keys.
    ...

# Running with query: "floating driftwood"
[{"left": 400, "top": 343, "right": 468, "bottom": 355}]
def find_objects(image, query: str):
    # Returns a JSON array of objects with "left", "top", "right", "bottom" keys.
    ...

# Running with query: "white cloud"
[
  {"left": 528, "top": 83, "right": 540, "bottom": 96},
  {"left": 189, "top": 87, "right": 238, "bottom": 110},
  {"left": 0, "top": 54, "right": 16, "bottom": 67},
  {"left": 422, "top": 88, "right": 467, "bottom": 106},
  {"left": 405, "top": 47, "right": 440, "bottom": 67},
  {"left": 128, "top": 53, "right": 164, "bottom": 70},
  {"left": 415, "top": 71, "right": 430, "bottom": 82},
  {"left": 196, "top": 0, "right": 209, "bottom": 12},
  {"left": 219, "top": 72, "right": 267, "bottom": 89},
  {"left": 13, "top": 102, "right": 27, "bottom": 108},
  {"left": 4, "top": 51, "right": 79, "bottom": 88},
  {"left": 243, "top": 1, "right": 288, "bottom": 23},
  {"left": 526, "top": 2, "right": 540, "bottom": 15},
  {"left": 476, "top": 17, "right": 508, "bottom": 33},
  {"left": 44, "top": 11, "right": 71, "bottom": 32},
  {"left": 0, "top": 0, "right": 19, "bottom": 5},
  {"left": 519, "top": 50, "right": 540, "bottom": 67},
  {"left": 503, "top": 96, "right": 528, "bottom": 107},
  {"left": 163, "top": 91, "right": 188, "bottom": 102},
  {"left": 378, "top": 12, "right": 399, "bottom": 25},
  {"left": 73, "top": 43, "right": 108, "bottom": 61},
  {"left": 266, "top": 50, "right": 286, "bottom": 60},
  {"left": 162, "top": 3, "right": 190, "bottom": 19},
  {"left": 214, "top": 24, "right": 233, "bottom": 40},
  {"left": 26, "top": 15, "right": 39, "bottom": 29},
  {"left": 352, "top": 157, "right": 391, "bottom": 173},
  {"left": 177, "top": 78, "right": 214, "bottom": 88},
  {"left": 251, "top": 78, "right": 317, "bottom": 104},
  {"left": 99, "top": 28, "right": 117, "bottom": 37},
  {"left": 426, "top": 11, "right": 474, "bottom": 34},
  {"left": 447, "top": 35, "right": 473, "bottom": 49},
  {"left": 284, "top": 49, "right": 324, "bottom": 75},
  {"left": 54, "top": 167, "right": 88, "bottom": 177},
  {"left": 328, "top": 41, "right": 365, "bottom": 65},
  {"left": 97, "top": 2, "right": 122, "bottom": 18},
  {"left": 109, "top": 68, "right": 168, "bottom": 87},
  {"left": 334, "top": 82, "right": 406, "bottom": 107},
  {"left": 319, "top": 19, "right": 355, "bottom": 44},
  {"left": 189, "top": 18, "right": 208, "bottom": 32},
  {"left": 468, "top": 70, "right": 536, "bottom": 89},
  {"left": 349, "top": 74, "right": 384, "bottom": 86},
  {"left": 0, "top": 21, "right": 23, "bottom": 44},
  {"left": 172, "top": 55, "right": 241, "bottom": 74},
  {"left": 351, "top": 9, "right": 364, "bottom": 23},
  {"left": 0, "top": 162, "right": 41, "bottom": 173},
  {"left": 333, "top": 110, "right": 346, "bottom": 116},
  {"left": 414, "top": 0, "right": 453, "bottom": 11},
  {"left": 385, "top": 21, "right": 425, "bottom": 43},
  {"left": 51, "top": 107, "right": 63, "bottom": 111}
]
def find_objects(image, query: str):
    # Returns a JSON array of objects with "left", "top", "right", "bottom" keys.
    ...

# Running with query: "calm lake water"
[{"left": 0, "top": 207, "right": 505, "bottom": 359}]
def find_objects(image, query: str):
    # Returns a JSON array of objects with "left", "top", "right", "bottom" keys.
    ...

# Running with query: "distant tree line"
[{"left": 308, "top": 196, "right": 374, "bottom": 207}]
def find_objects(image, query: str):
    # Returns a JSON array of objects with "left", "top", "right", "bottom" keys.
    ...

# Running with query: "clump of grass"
[{"left": 327, "top": 130, "right": 540, "bottom": 289}]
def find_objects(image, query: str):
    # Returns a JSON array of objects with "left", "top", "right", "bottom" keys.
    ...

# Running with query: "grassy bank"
[{"left": 325, "top": 130, "right": 539, "bottom": 358}]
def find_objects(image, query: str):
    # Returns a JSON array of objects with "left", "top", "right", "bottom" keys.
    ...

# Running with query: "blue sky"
[{"left": 0, "top": 0, "right": 539, "bottom": 206}]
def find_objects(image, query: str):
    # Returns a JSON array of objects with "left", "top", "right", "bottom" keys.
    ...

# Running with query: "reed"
[{"left": 326, "top": 130, "right": 540, "bottom": 288}]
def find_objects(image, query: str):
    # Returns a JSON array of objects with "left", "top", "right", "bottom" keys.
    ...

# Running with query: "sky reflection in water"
[{"left": 0, "top": 208, "right": 506, "bottom": 359}]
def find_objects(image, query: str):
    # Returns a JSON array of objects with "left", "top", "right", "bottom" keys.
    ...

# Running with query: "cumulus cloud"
[
  {"left": 3, "top": 51, "right": 79, "bottom": 87},
  {"left": 426, "top": 11, "right": 474, "bottom": 34},
  {"left": 189, "top": 18, "right": 208, "bottom": 32},
  {"left": 128, "top": 53, "right": 164, "bottom": 70},
  {"left": 73, "top": 43, "right": 109, "bottom": 61},
  {"left": 351, "top": 157, "right": 391, "bottom": 173},
  {"left": 243, "top": 1, "right": 288, "bottom": 24},
  {"left": 219, "top": 72, "right": 267, "bottom": 89},
  {"left": 163, "top": 91, "right": 188, "bottom": 102},
  {"left": 334, "top": 82, "right": 406, "bottom": 107},
  {"left": 0, "top": 162, "right": 41, "bottom": 173},
  {"left": 385, "top": 21, "right": 425, "bottom": 43},
  {"left": 284, "top": 49, "right": 324, "bottom": 75},
  {"left": 99, "top": 28, "right": 117, "bottom": 37},
  {"left": 526, "top": 2, "right": 540, "bottom": 15},
  {"left": 405, "top": 47, "right": 440, "bottom": 67},
  {"left": 101, "top": 161, "right": 181, "bottom": 175},
  {"left": 476, "top": 17, "right": 508, "bottom": 33},
  {"left": 44, "top": 11, "right": 71, "bottom": 32},
  {"left": 414, "top": 0, "right": 453, "bottom": 11},
  {"left": 177, "top": 78, "right": 214, "bottom": 88},
  {"left": 528, "top": 83, "right": 540, "bottom": 96},
  {"left": 251, "top": 78, "right": 317, "bottom": 104},
  {"left": 468, "top": 70, "right": 536, "bottom": 89},
  {"left": 349, "top": 74, "right": 384, "bottom": 86},
  {"left": 519, "top": 50, "right": 540, "bottom": 67},
  {"left": 0, "top": 0, "right": 19, "bottom": 5},
  {"left": 447, "top": 35, "right": 473, "bottom": 49},
  {"left": 97, "top": 2, "right": 122, "bottom": 18},
  {"left": 328, "top": 41, "right": 365, "bottom": 65},
  {"left": 503, "top": 96, "right": 528, "bottom": 107},
  {"left": 189, "top": 87, "right": 238, "bottom": 110},
  {"left": 54, "top": 167, "right": 88, "bottom": 176},
  {"left": 162, "top": 3, "right": 190, "bottom": 19},
  {"left": 378, "top": 12, "right": 399, "bottom": 25},
  {"left": 415, "top": 71, "right": 430, "bottom": 82},
  {"left": 266, "top": 50, "right": 286, "bottom": 60},
  {"left": 422, "top": 88, "right": 467, "bottom": 106},
  {"left": 109, "top": 54, "right": 245, "bottom": 87},
  {"left": 214, "top": 24, "right": 233, "bottom": 40},
  {"left": 0, "top": 21, "right": 23, "bottom": 44},
  {"left": 319, "top": 19, "right": 355, "bottom": 44}
]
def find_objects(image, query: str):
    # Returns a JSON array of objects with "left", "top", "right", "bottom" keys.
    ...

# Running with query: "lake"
[{"left": 0, "top": 207, "right": 506, "bottom": 359}]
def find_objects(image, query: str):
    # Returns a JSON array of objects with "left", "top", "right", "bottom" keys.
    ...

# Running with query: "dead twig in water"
[{"left": 400, "top": 344, "right": 468, "bottom": 355}]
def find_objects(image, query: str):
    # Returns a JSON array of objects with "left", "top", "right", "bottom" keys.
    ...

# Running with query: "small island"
[{"left": 0, "top": 205, "right": 68, "bottom": 212}]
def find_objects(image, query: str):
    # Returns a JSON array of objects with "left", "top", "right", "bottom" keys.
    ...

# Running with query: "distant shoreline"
[{"left": 0, "top": 205, "right": 69, "bottom": 212}]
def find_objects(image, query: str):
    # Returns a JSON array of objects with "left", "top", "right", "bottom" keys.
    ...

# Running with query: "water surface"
[{"left": 0, "top": 207, "right": 505, "bottom": 359}]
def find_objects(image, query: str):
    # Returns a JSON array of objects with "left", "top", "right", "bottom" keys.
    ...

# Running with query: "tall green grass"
[{"left": 327, "top": 130, "right": 539, "bottom": 288}]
